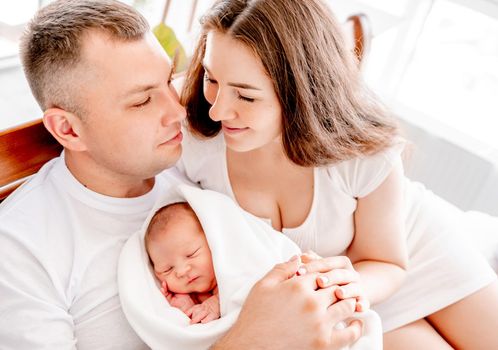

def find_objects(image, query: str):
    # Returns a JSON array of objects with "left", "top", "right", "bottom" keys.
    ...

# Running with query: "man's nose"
[{"left": 161, "top": 87, "right": 186, "bottom": 126}]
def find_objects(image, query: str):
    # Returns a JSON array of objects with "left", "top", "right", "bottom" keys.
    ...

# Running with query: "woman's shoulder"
[
  {"left": 177, "top": 127, "right": 225, "bottom": 176},
  {"left": 325, "top": 139, "right": 406, "bottom": 197},
  {"left": 182, "top": 127, "right": 224, "bottom": 150}
]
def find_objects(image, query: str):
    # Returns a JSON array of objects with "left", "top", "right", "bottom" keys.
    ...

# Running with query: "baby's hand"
[
  {"left": 169, "top": 293, "right": 196, "bottom": 314},
  {"left": 186, "top": 294, "right": 220, "bottom": 324}
]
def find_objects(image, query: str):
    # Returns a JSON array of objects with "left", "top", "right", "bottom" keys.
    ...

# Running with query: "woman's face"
[{"left": 202, "top": 30, "right": 282, "bottom": 152}]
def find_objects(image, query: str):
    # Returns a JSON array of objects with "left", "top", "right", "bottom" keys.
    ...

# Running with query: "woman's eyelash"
[
  {"left": 203, "top": 73, "right": 253, "bottom": 102},
  {"left": 203, "top": 74, "right": 217, "bottom": 84},
  {"left": 134, "top": 97, "right": 151, "bottom": 108},
  {"left": 237, "top": 94, "right": 255, "bottom": 103}
]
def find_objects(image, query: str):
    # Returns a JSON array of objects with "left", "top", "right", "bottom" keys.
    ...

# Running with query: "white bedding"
[{"left": 118, "top": 185, "right": 382, "bottom": 349}]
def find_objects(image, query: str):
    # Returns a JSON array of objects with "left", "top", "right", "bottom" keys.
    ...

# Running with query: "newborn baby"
[{"left": 145, "top": 202, "right": 220, "bottom": 324}]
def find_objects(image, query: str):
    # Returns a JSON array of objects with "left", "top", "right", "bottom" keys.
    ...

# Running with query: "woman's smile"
[{"left": 222, "top": 124, "right": 250, "bottom": 135}]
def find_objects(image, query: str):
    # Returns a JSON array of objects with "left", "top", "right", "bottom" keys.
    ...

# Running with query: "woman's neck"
[{"left": 227, "top": 138, "right": 292, "bottom": 169}]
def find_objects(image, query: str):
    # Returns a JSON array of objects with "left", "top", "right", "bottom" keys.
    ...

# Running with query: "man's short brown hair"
[{"left": 20, "top": 0, "right": 149, "bottom": 116}]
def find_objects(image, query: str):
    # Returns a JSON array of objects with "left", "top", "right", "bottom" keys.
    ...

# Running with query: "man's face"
[
  {"left": 74, "top": 30, "right": 185, "bottom": 181},
  {"left": 149, "top": 212, "right": 216, "bottom": 294}
]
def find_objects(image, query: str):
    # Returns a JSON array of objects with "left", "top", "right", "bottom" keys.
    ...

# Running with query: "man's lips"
[{"left": 160, "top": 130, "right": 183, "bottom": 146}]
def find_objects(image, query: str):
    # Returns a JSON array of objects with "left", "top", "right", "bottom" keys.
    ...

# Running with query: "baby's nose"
[{"left": 176, "top": 264, "right": 191, "bottom": 277}]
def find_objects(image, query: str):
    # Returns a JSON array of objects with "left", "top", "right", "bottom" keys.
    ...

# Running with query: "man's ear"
[{"left": 43, "top": 108, "right": 87, "bottom": 152}]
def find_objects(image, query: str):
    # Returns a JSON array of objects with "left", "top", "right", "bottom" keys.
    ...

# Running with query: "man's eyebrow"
[
  {"left": 124, "top": 55, "right": 177, "bottom": 98},
  {"left": 168, "top": 49, "right": 179, "bottom": 81},
  {"left": 202, "top": 62, "right": 262, "bottom": 91},
  {"left": 123, "top": 84, "right": 157, "bottom": 97}
]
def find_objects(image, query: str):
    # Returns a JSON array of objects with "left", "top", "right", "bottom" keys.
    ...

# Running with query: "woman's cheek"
[{"left": 203, "top": 83, "right": 216, "bottom": 105}]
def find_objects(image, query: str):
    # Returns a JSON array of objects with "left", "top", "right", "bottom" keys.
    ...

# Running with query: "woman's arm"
[
  {"left": 346, "top": 161, "right": 409, "bottom": 305},
  {"left": 212, "top": 257, "right": 363, "bottom": 350}
]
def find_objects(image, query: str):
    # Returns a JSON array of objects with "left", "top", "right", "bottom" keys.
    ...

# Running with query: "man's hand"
[{"left": 213, "top": 256, "right": 363, "bottom": 350}]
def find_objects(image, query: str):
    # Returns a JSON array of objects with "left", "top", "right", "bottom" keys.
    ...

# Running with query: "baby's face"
[{"left": 148, "top": 214, "right": 216, "bottom": 294}]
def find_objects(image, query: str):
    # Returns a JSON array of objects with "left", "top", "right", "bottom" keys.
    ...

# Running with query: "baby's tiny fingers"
[
  {"left": 201, "top": 312, "right": 218, "bottom": 324},
  {"left": 191, "top": 309, "right": 208, "bottom": 324},
  {"left": 185, "top": 305, "right": 195, "bottom": 317}
]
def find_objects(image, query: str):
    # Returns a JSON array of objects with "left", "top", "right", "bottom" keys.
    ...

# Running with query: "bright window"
[
  {"left": 0, "top": 1, "right": 39, "bottom": 59},
  {"left": 396, "top": 0, "right": 498, "bottom": 148}
]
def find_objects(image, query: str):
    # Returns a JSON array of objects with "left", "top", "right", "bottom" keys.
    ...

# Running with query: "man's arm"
[
  {"left": 0, "top": 230, "right": 76, "bottom": 349},
  {"left": 212, "top": 256, "right": 362, "bottom": 350}
]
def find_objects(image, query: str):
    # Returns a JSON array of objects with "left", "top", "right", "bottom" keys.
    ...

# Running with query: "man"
[{"left": 0, "top": 1, "right": 362, "bottom": 349}]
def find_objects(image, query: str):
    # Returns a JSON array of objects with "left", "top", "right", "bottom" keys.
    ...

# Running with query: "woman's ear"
[{"left": 43, "top": 108, "right": 87, "bottom": 152}]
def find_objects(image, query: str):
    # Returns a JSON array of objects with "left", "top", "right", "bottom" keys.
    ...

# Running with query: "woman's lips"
[{"left": 222, "top": 125, "right": 249, "bottom": 135}]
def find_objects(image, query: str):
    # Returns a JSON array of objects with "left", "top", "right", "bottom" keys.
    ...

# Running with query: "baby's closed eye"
[{"left": 187, "top": 248, "right": 200, "bottom": 258}]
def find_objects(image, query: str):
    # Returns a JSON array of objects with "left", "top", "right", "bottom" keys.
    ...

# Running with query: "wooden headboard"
[{"left": 0, "top": 119, "right": 62, "bottom": 201}]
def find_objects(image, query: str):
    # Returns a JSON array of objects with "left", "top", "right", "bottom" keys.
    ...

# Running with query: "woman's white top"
[{"left": 178, "top": 130, "right": 497, "bottom": 332}]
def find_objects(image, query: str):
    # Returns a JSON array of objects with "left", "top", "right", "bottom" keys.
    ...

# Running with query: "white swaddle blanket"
[{"left": 118, "top": 184, "right": 382, "bottom": 350}]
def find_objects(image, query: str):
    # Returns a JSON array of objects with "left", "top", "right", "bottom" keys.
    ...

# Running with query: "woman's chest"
[{"left": 229, "top": 165, "right": 314, "bottom": 231}]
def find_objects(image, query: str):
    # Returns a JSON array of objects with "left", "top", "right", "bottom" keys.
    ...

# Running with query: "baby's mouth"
[{"left": 188, "top": 276, "right": 199, "bottom": 284}]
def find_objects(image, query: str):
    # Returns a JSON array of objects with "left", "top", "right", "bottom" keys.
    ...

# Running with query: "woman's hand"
[
  {"left": 300, "top": 252, "right": 370, "bottom": 312},
  {"left": 213, "top": 255, "right": 363, "bottom": 350}
]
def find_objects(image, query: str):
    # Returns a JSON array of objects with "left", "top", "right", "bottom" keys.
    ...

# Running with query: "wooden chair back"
[
  {"left": 0, "top": 119, "right": 62, "bottom": 201},
  {"left": 345, "top": 13, "right": 372, "bottom": 64}
]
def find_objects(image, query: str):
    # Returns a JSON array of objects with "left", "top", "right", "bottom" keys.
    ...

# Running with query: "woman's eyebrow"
[{"left": 202, "top": 62, "right": 262, "bottom": 91}]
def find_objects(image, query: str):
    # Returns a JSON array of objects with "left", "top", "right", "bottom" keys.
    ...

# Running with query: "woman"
[{"left": 178, "top": 0, "right": 498, "bottom": 347}]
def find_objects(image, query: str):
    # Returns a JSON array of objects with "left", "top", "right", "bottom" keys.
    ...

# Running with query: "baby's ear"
[{"left": 154, "top": 271, "right": 163, "bottom": 282}]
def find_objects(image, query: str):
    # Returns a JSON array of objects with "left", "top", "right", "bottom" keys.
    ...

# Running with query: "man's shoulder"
[
  {"left": 0, "top": 157, "right": 61, "bottom": 220},
  {"left": 157, "top": 166, "right": 198, "bottom": 187}
]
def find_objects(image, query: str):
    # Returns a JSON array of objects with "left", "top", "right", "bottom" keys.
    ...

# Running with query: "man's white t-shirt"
[{"left": 0, "top": 156, "right": 187, "bottom": 349}]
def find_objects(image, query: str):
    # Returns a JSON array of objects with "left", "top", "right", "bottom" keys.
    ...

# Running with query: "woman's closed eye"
[
  {"left": 203, "top": 73, "right": 217, "bottom": 85},
  {"left": 237, "top": 93, "right": 255, "bottom": 103}
]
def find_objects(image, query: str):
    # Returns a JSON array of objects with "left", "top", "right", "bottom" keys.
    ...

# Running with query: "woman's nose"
[{"left": 208, "top": 91, "right": 236, "bottom": 122}]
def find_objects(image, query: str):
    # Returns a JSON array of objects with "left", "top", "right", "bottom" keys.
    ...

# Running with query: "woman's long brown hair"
[{"left": 182, "top": 0, "right": 400, "bottom": 167}]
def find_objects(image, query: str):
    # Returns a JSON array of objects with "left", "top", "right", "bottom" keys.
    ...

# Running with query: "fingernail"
[
  {"left": 357, "top": 299, "right": 370, "bottom": 311},
  {"left": 297, "top": 266, "right": 307, "bottom": 275},
  {"left": 353, "top": 319, "right": 364, "bottom": 328},
  {"left": 318, "top": 275, "right": 329, "bottom": 286}
]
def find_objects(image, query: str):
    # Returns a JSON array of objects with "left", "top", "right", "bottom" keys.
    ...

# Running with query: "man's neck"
[{"left": 64, "top": 151, "right": 155, "bottom": 198}]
